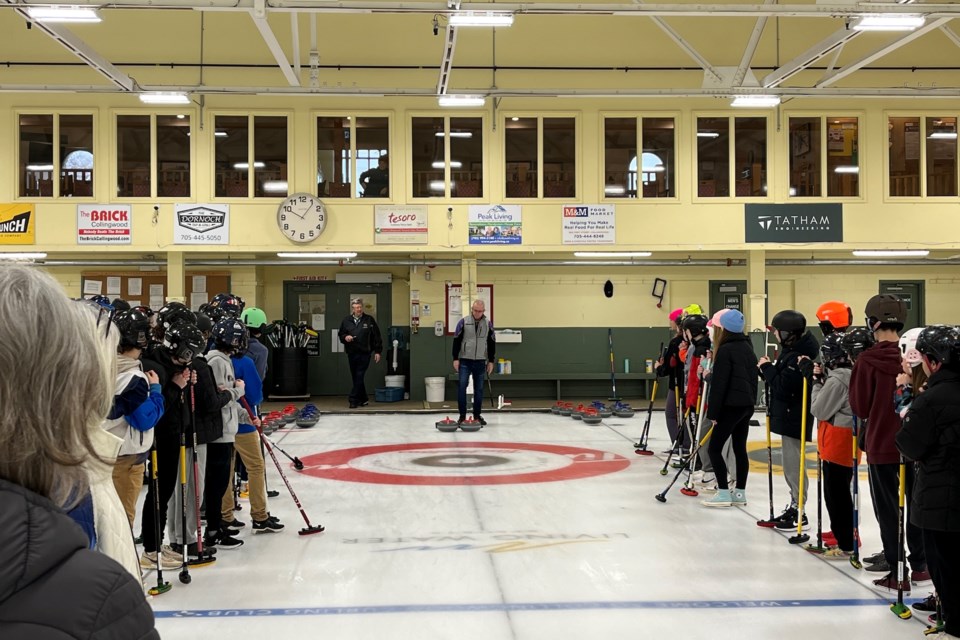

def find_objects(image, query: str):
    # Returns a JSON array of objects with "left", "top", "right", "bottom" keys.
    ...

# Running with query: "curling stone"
[
  {"left": 296, "top": 413, "right": 320, "bottom": 428},
  {"left": 460, "top": 416, "right": 482, "bottom": 432},
  {"left": 558, "top": 403, "right": 573, "bottom": 416},
  {"left": 551, "top": 401, "right": 565, "bottom": 415},
  {"left": 582, "top": 409, "right": 603, "bottom": 425},
  {"left": 613, "top": 408, "right": 636, "bottom": 418},
  {"left": 436, "top": 416, "right": 459, "bottom": 432}
]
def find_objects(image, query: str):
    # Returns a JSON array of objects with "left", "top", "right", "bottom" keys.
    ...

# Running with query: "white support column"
[{"left": 746, "top": 249, "right": 767, "bottom": 332}]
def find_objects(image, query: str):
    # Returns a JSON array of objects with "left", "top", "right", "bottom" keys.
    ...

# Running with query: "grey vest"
[{"left": 459, "top": 316, "right": 491, "bottom": 361}]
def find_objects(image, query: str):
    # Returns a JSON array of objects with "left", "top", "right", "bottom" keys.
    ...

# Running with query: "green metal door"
[{"left": 879, "top": 281, "right": 924, "bottom": 331}]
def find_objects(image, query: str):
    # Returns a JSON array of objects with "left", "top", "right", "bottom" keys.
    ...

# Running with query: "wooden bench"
[{"left": 447, "top": 372, "right": 659, "bottom": 400}]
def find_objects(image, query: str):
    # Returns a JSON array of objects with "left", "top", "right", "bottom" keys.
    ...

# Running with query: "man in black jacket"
[
  {"left": 338, "top": 298, "right": 383, "bottom": 408},
  {"left": 897, "top": 325, "right": 960, "bottom": 635},
  {"left": 758, "top": 310, "right": 819, "bottom": 530}
]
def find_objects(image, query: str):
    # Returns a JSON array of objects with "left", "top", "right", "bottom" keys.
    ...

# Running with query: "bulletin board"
[
  {"left": 80, "top": 272, "right": 231, "bottom": 311},
  {"left": 445, "top": 283, "right": 494, "bottom": 334}
]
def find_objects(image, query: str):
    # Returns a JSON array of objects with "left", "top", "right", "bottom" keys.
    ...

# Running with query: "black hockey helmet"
[
  {"left": 770, "top": 310, "right": 806, "bottom": 346},
  {"left": 208, "top": 293, "right": 245, "bottom": 319},
  {"left": 681, "top": 313, "right": 709, "bottom": 338},
  {"left": 114, "top": 308, "right": 153, "bottom": 350},
  {"left": 196, "top": 312, "right": 214, "bottom": 335},
  {"left": 88, "top": 294, "right": 113, "bottom": 309},
  {"left": 111, "top": 298, "right": 131, "bottom": 312},
  {"left": 916, "top": 324, "right": 960, "bottom": 366},
  {"left": 157, "top": 302, "right": 197, "bottom": 331},
  {"left": 161, "top": 320, "right": 205, "bottom": 364},
  {"left": 840, "top": 326, "right": 876, "bottom": 360},
  {"left": 865, "top": 294, "right": 907, "bottom": 332},
  {"left": 211, "top": 317, "right": 248, "bottom": 352},
  {"left": 820, "top": 332, "right": 850, "bottom": 368}
]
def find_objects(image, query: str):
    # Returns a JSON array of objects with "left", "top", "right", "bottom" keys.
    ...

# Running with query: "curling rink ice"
[{"left": 146, "top": 410, "right": 932, "bottom": 639}]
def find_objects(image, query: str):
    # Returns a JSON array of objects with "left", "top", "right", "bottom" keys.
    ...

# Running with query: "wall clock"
[{"left": 277, "top": 192, "right": 326, "bottom": 243}]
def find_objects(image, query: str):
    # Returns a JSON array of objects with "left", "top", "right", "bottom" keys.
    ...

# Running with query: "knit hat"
[
  {"left": 708, "top": 309, "right": 729, "bottom": 328},
  {"left": 718, "top": 309, "right": 745, "bottom": 333},
  {"left": 669, "top": 308, "right": 683, "bottom": 323}
]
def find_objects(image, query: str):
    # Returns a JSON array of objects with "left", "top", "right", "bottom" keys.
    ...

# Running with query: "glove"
[{"left": 797, "top": 357, "right": 814, "bottom": 379}]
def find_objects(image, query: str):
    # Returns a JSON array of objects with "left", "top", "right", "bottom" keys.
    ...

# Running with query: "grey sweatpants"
[
  {"left": 696, "top": 409, "right": 736, "bottom": 479},
  {"left": 167, "top": 443, "right": 207, "bottom": 545},
  {"left": 781, "top": 435, "right": 809, "bottom": 509}
]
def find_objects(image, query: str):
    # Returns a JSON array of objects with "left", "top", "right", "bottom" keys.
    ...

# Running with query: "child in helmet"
[
  {"left": 240, "top": 307, "right": 270, "bottom": 381},
  {"left": 656, "top": 308, "right": 686, "bottom": 452},
  {"left": 680, "top": 313, "right": 710, "bottom": 458},
  {"left": 850, "top": 294, "right": 929, "bottom": 592},
  {"left": 816, "top": 300, "right": 854, "bottom": 336},
  {"left": 810, "top": 332, "right": 860, "bottom": 559},
  {"left": 897, "top": 325, "right": 960, "bottom": 637},
  {"left": 895, "top": 327, "right": 927, "bottom": 417},
  {"left": 758, "top": 310, "right": 819, "bottom": 531}
]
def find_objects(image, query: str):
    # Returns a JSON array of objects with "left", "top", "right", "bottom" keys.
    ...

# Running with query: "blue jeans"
[{"left": 457, "top": 359, "right": 487, "bottom": 419}]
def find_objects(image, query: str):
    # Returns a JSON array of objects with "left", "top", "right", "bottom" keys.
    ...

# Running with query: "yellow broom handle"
[{"left": 797, "top": 376, "right": 809, "bottom": 536}]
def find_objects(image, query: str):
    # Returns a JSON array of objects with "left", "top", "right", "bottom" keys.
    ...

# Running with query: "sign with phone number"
[{"left": 561, "top": 204, "right": 615, "bottom": 244}]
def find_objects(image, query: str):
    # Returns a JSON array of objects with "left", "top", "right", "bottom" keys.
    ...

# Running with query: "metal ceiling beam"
[
  {"left": 250, "top": 8, "right": 300, "bottom": 86},
  {"left": 733, "top": 0, "right": 774, "bottom": 87},
  {"left": 291, "top": 12, "right": 300, "bottom": 77},
  {"left": 436, "top": 2, "right": 459, "bottom": 95},
  {"left": 941, "top": 25, "right": 960, "bottom": 48},
  {"left": 818, "top": 17, "right": 953, "bottom": 88},
  {"left": 762, "top": 28, "right": 860, "bottom": 88},
  {"left": 633, "top": 0, "right": 722, "bottom": 84}
]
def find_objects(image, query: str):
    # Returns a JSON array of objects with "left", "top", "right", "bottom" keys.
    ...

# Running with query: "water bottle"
[{"left": 624, "top": 358, "right": 630, "bottom": 374}]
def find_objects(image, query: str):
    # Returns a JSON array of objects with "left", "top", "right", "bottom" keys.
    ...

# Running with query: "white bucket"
[
  {"left": 425, "top": 376, "right": 446, "bottom": 403},
  {"left": 385, "top": 375, "right": 406, "bottom": 389}
]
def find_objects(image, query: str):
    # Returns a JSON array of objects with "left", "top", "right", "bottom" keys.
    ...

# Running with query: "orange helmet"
[{"left": 816, "top": 300, "right": 853, "bottom": 335}]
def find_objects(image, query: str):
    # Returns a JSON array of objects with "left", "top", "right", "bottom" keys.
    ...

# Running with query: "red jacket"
[{"left": 849, "top": 340, "right": 903, "bottom": 465}]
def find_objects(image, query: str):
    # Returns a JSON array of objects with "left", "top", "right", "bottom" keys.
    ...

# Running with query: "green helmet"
[{"left": 241, "top": 307, "right": 268, "bottom": 331}]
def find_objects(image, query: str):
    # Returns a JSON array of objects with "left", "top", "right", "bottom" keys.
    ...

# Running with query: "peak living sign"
[{"left": 745, "top": 204, "right": 843, "bottom": 243}]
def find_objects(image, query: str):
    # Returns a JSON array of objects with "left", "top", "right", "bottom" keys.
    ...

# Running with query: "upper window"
[
  {"left": 889, "top": 116, "right": 957, "bottom": 197},
  {"left": 603, "top": 116, "right": 675, "bottom": 198},
  {"left": 504, "top": 116, "right": 576, "bottom": 199},
  {"left": 214, "top": 115, "right": 288, "bottom": 198},
  {"left": 789, "top": 116, "right": 859, "bottom": 198},
  {"left": 411, "top": 116, "right": 482, "bottom": 199},
  {"left": 117, "top": 114, "right": 191, "bottom": 198},
  {"left": 317, "top": 115, "right": 389, "bottom": 199},
  {"left": 696, "top": 116, "right": 767, "bottom": 198},
  {"left": 19, "top": 113, "right": 94, "bottom": 198}
]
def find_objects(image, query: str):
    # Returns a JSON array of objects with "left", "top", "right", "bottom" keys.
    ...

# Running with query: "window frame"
[
  {"left": 16, "top": 108, "right": 98, "bottom": 201},
  {"left": 692, "top": 111, "right": 772, "bottom": 202},
  {"left": 885, "top": 110, "right": 959, "bottom": 201},
  {"left": 312, "top": 110, "right": 394, "bottom": 202},
  {"left": 407, "top": 112, "right": 487, "bottom": 201},
  {"left": 783, "top": 111, "right": 865, "bottom": 202},
  {"left": 111, "top": 109, "right": 196, "bottom": 202},
  {"left": 209, "top": 110, "right": 292, "bottom": 201},
  {"left": 599, "top": 111, "right": 680, "bottom": 203},
  {"left": 501, "top": 112, "right": 581, "bottom": 201}
]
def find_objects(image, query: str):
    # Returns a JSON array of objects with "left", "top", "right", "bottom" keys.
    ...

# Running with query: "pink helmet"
[
  {"left": 669, "top": 308, "right": 683, "bottom": 323},
  {"left": 708, "top": 309, "right": 730, "bottom": 328}
]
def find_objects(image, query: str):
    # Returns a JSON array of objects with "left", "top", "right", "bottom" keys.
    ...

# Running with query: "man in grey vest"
[{"left": 452, "top": 299, "right": 496, "bottom": 426}]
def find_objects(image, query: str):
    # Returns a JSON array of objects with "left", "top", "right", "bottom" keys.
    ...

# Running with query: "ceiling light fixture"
[
  {"left": 833, "top": 165, "right": 860, "bottom": 174},
  {"left": 852, "top": 15, "right": 925, "bottom": 31},
  {"left": 574, "top": 251, "right": 652, "bottom": 258},
  {"left": 0, "top": 252, "right": 47, "bottom": 260},
  {"left": 26, "top": 6, "right": 101, "bottom": 22},
  {"left": 139, "top": 92, "right": 190, "bottom": 105},
  {"left": 432, "top": 161, "right": 463, "bottom": 169},
  {"left": 438, "top": 94, "right": 485, "bottom": 108},
  {"left": 852, "top": 250, "right": 930, "bottom": 257},
  {"left": 234, "top": 162, "right": 266, "bottom": 169},
  {"left": 26, "top": 164, "right": 54, "bottom": 171},
  {"left": 928, "top": 131, "right": 958, "bottom": 139},
  {"left": 448, "top": 11, "right": 514, "bottom": 27},
  {"left": 731, "top": 95, "right": 781, "bottom": 108},
  {"left": 262, "top": 181, "right": 288, "bottom": 193},
  {"left": 604, "top": 185, "right": 626, "bottom": 196},
  {"left": 277, "top": 252, "right": 358, "bottom": 259},
  {"left": 697, "top": 132, "right": 720, "bottom": 138},
  {"left": 435, "top": 131, "right": 473, "bottom": 138}
]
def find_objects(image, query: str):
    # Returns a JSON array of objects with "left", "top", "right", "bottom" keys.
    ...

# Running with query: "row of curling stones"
[
  {"left": 436, "top": 416, "right": 483, "bottom": 432},
  {"left": 551, "top": 400, "right": 635, "bottom": 422},
  {"left": 263, "top": 403, "right": 320, "bottom": 434}
]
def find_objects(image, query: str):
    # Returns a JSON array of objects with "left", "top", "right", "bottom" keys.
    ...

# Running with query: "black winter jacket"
[
  {"left": 707, "top": 333, "right": 759, "bottom": 421},
  {"left": 0, "top": 479, "right": 159, "bottom": 639},
  {"left": 188, "top": 356, "right": 232, "bottom": 445},
  {"left": 759, "top": 330, "right": 819, "bottom": 440},
  {"left": 656, "top": 334, "right": 685, "bottom": 390},
  {"left": 143, "top": 344, "right": 188, "bottom": 446},
  {"left": 897, "top": 368, "right": 960, "bottom": 532},
  {"left": 338, "top": 313, "right": 383, "bottom": 356}
]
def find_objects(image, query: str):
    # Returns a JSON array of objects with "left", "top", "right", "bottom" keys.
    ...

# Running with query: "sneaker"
[
  {"left": 774, "top": 508, "right": 810, "bottom": 531},
  {"left": 170, "top": 542, "right": 217, "bottom": 558},
  {"left": 913, "top": 593, "right": 938, "bottom": 612},
  {"left": 253, "top": 517, "right": 285, "bottom": 533},
  {"left": 697, "top": 473, "right": 716, "bottom": 486},
  {"left": 822, "top": 531, "right": 837, "bottom": 545},
  {"left": 473, "top": 415, "right": 487, "bottom": 426},
  {"left": 360, "top": 401, "right": 369, "bottom": 407},
  {"left": 216, "top": 531, "right": 244, "bottom": 549},
  {"left": 139, "top": 550, "right": 181, "bottom": 570},
  {"left": 912, "top": 569, "right": 934, "bottom": 586},
  {"left": 160, "top": 544, "right": 182, "bottom": 564},
  {"left": 822, "top": 548, "right": 854, "bottom": 561},
  {"left": 864, "top": 551, "right": 886, "bottom": 564},
  {"left": 457, "top": 416, "right": 465, "bottom": 427},
  {"left": 223, "top": 518, "right": 245, "bottom": 529},
  {"left": 873, "top": 572, "right": 911, "bottom": 594},
  {"left": 767, "top": 505, "right": 797, "bottom": 528},
  {"left": 702, "top": 489, "right": 733, "bottom": 507},
  {"left": 865, "top": 557, "right": 892, "bottom": 573},
  {"left": 731, "top": 489, "right": 747, "bottom": 506}
]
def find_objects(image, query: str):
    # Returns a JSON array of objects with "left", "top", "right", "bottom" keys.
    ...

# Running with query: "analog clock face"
[{"left": 277, "top": 192, "right": 326, "bottom": 243}]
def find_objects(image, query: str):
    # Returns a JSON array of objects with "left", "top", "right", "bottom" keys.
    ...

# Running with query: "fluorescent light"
[
  {"left": 852, "top": 250, "right": 929, "bottom": 257},
  {"left": 429, "top": 180, "right": 446, "bottom": 192},
  {"left": 574, "top": 251, "right": 652, "bottom": 258},
  {"left": 438, "top": 94, "right": 485, "bottom": 108},
  {"left": 928, "top": 132, "right": 958, "bottom": 139},
  {"left": 435, "top": 131, "right": 473, "bottom": 138},
  {"left": 214, "top": 131, "right": 228, "bottom": 137},
  {"left": 26, "top": 164, "right": 54, "bottom": 171},
  {"left": 833, "top": 165, "right": 860, "bottom": 174},
  {"left": 176, "top": 114, "right": 186, "bottom": 119},
  {"left": 277, "top": 252, "right": 357, "bottom": 259},
  {"left": 26, "top": 7, "right": 101, "bottom": 22},
  {"left": 432, "top": 161, "right": 463, "bottom": 169},
  {"left": 0, "top": 252, "right": 46, "bottom": 260},
  {"left": 697, "top": 132, "right": 720, "bottom": 138},
  {"left": 731, "top": 95, "right": 781, "bottom": 108},
  {"left": 262, "top": 181, "right": 288, "bottom": 193},
  {"left": 233, "top": 162, "right": 265, "bottom": 169},
  {"left": 511, "top": 117, "right": 520, "bottom": 122},
  {"left": 853, "top": 15, "right": 924, "bottom": 31},
  {"left": 139, "top": 92, "right": 190, "bottom": 105},
  {"left": 448, "top": 11, "right": 514, "bottom": 27},
  {"left": 604, "top": 185, "right": 626, "bottom": 196}
]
